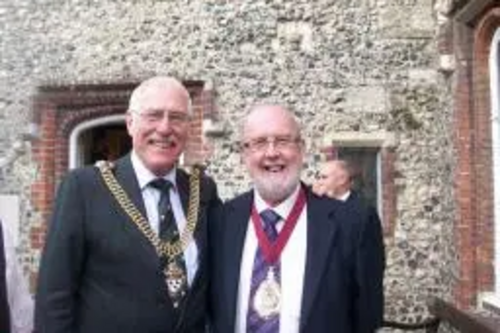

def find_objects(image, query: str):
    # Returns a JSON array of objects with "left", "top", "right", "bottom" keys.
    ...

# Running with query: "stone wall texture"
[{"left": 0, "top": 0, "right": 460, "bottom": 326}]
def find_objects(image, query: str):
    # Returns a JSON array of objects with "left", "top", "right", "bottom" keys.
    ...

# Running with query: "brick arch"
[
  {"left": 453, "top": 4, "right": 500, "bottom": 309},
  {"left": 475, "top": 8, "right": 500, "bottom": 45},
  {"left": 55, "top": 105, "right": 125, "bottom": 182},
  {"left": 68, "top": 114, "right": 127, "bottom": 169},
  {"left": 471, "top": 7, "right": 500, "bottom": 305},
  {"left": 57, "top": 106, "right": 124, "bottom": 138}
]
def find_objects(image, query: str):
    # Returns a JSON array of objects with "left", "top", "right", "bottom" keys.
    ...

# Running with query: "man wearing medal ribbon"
[
  {"left": 209, "top": 105, "right": 384, "bottom": 333},
  {"left": 35, "top": 76, "right": 221, "bottom": 332}
]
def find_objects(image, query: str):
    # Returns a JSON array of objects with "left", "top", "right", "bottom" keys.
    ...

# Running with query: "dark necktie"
[
  {"left": 149, "top": 178, "right": 188, "bottom": 308},
  {"left": 246, "top": 209, "right": 281, "bottom": 333}
]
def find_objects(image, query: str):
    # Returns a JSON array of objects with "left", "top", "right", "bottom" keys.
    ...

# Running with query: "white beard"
[{"left": 252, "top": 170, "right": 301, "bottom": 204}]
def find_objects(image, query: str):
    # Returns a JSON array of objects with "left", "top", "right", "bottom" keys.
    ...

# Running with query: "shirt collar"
[
  {"left": 338, "top": 190, "right": 351, "bottom": 202},
  {"left": 130, "top": 150, "right": 178, "bottom": 192},
  {"left": 254, "top": 184, "right": 301, "bottom": 221}
]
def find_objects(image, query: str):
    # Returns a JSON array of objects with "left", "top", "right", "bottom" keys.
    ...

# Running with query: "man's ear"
[
  {"left": 312, "top": 183, "right": 336, "bottom": 198},
  {"left": 125, "top": 112, "right": 134, "bottom": 136}
]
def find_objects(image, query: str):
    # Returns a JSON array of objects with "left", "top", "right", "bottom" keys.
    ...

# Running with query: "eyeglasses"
[
  {"left": 242, "top": 136, "right": 302, "bottom": 152},
  {"left": 131, "top": 109, "right": 190, "bottom": 125}
]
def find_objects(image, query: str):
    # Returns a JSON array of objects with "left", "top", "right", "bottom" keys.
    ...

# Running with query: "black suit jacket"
[
  {"left": 0, "top": 222, "right": 10, "bottom": 333},
  {"left": 345, "top": 190, "right": 386, "bottom": 326},
  {"left": 35, "top": 155, "right": 220, "bottom": 333},
  {"left": 209, "top": 185, "right": 384, "bottom": 333}
]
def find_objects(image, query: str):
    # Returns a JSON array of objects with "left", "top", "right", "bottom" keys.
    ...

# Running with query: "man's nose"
[
  {"left": 156, "top": 114, "right": 172, "bottom": 131},
  {"left": 263, "top": 141, "right": 280, "bottom": 156}
]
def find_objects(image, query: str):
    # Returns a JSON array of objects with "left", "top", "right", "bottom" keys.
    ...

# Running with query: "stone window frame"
[{"left": 321, "top": 131, "right": 397, "bottom": 237}]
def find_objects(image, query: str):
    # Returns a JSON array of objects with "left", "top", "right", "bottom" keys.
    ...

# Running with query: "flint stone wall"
[{"left": 0, "top": 0, "right": 457, "bottom": 324}]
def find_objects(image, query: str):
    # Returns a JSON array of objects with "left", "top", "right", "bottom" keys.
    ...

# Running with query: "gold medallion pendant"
[
  {"left": 165, "top": 261, "right": 187, "bottom": 307},
  {"left": 253, "top": 268, "right": 281, "bottom": 319}
]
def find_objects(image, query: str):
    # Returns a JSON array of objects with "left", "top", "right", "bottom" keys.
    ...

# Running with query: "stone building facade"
[{"left": 0, "top": 0, "right": 499, "bottom": 326}]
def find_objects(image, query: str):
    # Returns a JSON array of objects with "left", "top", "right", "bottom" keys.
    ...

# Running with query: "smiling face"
[
  {"left": 126, "top": 77, "right": 191, "bottom": 176},
  {"left": 242, "top": 105, "right": 304, "bottom": 205}
]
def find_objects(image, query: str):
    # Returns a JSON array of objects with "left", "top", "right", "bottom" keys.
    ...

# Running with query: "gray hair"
[
  {"left": 128, "top": 76, "right": 193, "bottom": 115},
  {"left": 240, "top": 103, "right": 303, "bottom": 139}
]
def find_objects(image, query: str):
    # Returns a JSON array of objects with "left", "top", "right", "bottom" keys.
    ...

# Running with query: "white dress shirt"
[
  {"left": 3, "top": 224, "right": 34, "bottom": 333},
  {"left": 236, "top": 185, "right": 307, "bottom": 333},
  {"left": 131, "top": 152, "right": 199, "bottom": 285}
]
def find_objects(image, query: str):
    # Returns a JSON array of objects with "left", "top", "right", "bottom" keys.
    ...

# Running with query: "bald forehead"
[
  {"left": 243, "top": 104, "right": 300, "bottom": 138},
  {"left": 322, "top": 161, "right": 348, "bottom": 175},
  {"left": 129, "top": 76, "right": 190, "bottom": 111}
]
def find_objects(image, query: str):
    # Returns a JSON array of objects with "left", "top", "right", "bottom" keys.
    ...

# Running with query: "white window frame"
[
  {"left": 483, "top": 27, "right": 500, "bottom": 310},
  {"left": 491, "top": 28, "right": 500, "bottom": 296}
]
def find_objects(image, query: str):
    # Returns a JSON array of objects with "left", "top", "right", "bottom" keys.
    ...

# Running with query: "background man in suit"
[
  {"left": 313, "top": 159, "right": 355, "bottom": 201},
  {"left": 209, "top": 105, "right": 385, "bottom": 333},
  {"left": 0, "top": 220, "right": 33, "bottom": 333},
  {"left": 314, "top": 158, "right": 387, "bottom": 278},
  {"left": 35, "top": 76, "right": 220, "bottom": 332}
]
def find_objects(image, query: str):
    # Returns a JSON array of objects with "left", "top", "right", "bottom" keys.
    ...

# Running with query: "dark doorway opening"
[{"left": 80, "top": 124, "right": 131, "bottom": 166}]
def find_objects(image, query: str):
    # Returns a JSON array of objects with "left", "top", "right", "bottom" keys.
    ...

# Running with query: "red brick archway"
[{"left": 453, "top": 3, "right": 500, "bottom": 309}]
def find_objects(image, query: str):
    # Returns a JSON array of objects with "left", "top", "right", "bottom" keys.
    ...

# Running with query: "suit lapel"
[
  {"left": 176, "top": 169, "right": 190, "bottom": 214},
  {"left": 225, "top": 191, "right": 253, "bottom": 331},
  {"left": 114, "top": 156, "right": 148, "bottom": 217},
  {"left": 300, "top": 186, "right": 340, "bottom": 330},
  {"left": 112, "top": 155, "right": 158, "bottom": 260},
  {"left": 176, "top": 169, "right": 208, "bottom": 257},
  {"left": 176, "top": 170, "right": 202, "bottom": 283},
  {"left": 176, "top": 168, "right": 210, "bottom": 293}
]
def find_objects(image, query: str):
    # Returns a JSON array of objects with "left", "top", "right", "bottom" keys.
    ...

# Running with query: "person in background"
[
  {"left": 35, "top": 76, "right": 221, "bottom": 333},
  {"left": 312, "top": 159, "right": 355, "bottom": 201},
  {"left": 209, "top": 105, "right": 384, "bottom": 333},
  {"left": 314, "top": 158, "right": 387, "bottom": 270},
  {"left": 0, "top": 219, "right": 34, "bottom": 333}
]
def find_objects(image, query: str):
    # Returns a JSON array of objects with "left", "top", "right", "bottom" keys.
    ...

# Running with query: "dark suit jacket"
[
  {"left": 35, "top": 155, "right": 220, "bottom": 333},
  {"left": 0, "top": 222, "right": 11, "bottom": 333},
  {"left": 345, "top": 190, "right": 386, "bottom": 325},
  {"left": 209, "top": 185, "right": 384, "bottom": 333}
]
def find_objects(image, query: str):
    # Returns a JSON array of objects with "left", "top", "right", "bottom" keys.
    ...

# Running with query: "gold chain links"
[{"left": 96, "top": 161, "right": 201, "bottom": 258}]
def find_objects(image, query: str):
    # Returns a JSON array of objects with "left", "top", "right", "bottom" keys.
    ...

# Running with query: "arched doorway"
[
  {"left": 80, "top": 124, "right": 130, "bottom": 165},
  {"left": 69, "top": 115, "right": 130, "bottom": 168}
]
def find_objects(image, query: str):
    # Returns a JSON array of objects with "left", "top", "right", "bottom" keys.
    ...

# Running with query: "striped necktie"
[
  {"left": 149, "top": 178, "right": 188, "bottom": 309},
  {"left": 246, "top": 209, "right": 281, "bottom": 333}
]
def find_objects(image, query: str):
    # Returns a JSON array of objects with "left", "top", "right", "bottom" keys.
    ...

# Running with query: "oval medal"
[{"left": 253, "top": 269, "right": 281, "bottom": 319}]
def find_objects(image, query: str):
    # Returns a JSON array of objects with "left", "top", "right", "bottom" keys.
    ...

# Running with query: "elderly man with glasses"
[
  {"left": 209, "top": 104, "right": 385, "bottom": 333},
  {"left": 35, "top": 76, "right": 221, "bottom": 333}
]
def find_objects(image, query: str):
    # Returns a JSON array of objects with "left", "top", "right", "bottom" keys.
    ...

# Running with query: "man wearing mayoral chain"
[{"left": 35, "top": 76, "right": 221, "bottom": 332}]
